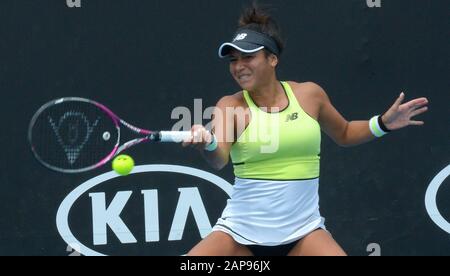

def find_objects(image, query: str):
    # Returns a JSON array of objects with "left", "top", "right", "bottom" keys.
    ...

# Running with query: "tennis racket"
[{"left": 28, "top": 97, "right": 192, "bottom": 173}]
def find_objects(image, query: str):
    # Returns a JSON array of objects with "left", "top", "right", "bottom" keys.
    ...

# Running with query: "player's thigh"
[
  {"left": 188, "top": 231, "right": 253, "bottom": 256},
  {"left": 287, "top": 229, "right": 347, "bottom": 256}
]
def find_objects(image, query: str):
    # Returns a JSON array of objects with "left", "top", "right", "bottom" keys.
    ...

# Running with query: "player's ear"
[{"left": 268, "top": 54, "right": 278, "bottom": 68}]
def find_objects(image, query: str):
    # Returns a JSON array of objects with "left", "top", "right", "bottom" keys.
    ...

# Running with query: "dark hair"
[{"left": 238, "top": 2, "right": 285, "bottom": 56}]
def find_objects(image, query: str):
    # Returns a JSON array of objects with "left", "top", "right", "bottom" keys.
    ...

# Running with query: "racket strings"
[
  {"left": 47, "top": 111, "right": 100, "bottom": 164},
  {"left": 30, "top": 100, "right": 119, "bottom": 172}
]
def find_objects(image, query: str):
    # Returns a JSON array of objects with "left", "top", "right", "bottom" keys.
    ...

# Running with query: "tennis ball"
[{"left": 112, "top": 155, "right": 135, "bottom": 176}]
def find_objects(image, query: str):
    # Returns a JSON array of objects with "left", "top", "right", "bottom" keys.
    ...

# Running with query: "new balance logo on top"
[
  {"left": 286, "top": 113, "right": 299, "bottom": 122},
  {"left": 233, "top": 33, "right": 248, "bottom": 41}
]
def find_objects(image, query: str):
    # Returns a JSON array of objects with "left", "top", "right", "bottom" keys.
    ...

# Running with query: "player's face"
[{"left": 228, "top": 50, "right": 277, "bottom": 91}]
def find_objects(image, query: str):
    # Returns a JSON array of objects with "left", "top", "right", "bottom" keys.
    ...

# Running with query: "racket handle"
[{"left": 159, "top": 131, "right": 192, "bottom": 143}]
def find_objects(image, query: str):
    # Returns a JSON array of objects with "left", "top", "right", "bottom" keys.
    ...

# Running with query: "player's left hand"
[{"left": 382, "top": 92, "right": 429, "bottom": 130}]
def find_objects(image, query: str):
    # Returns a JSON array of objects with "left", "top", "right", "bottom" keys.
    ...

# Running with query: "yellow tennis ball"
[{"left": 112, "top": 155, "right": 135, "bottom": 176}]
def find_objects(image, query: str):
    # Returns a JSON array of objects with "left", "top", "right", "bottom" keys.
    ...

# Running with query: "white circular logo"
[{"left": 425, "top": 165, "right": 450, "bottom": 234}]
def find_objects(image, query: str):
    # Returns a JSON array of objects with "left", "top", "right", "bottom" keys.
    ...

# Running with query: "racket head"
[{"left": 28, "top": 97, "right": 121, "bottom": 173}]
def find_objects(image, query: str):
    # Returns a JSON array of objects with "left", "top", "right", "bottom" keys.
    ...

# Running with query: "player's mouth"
[{"left": 237, "top": 74, "right": 252, "bottom": 82}]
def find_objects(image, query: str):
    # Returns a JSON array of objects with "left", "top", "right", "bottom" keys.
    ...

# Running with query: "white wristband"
[
  {"left": 369, "top": 115, "right": 389, "bottom": 138},
  {"left": 204, "top": 134, "right": 218, "bottom": 152}
]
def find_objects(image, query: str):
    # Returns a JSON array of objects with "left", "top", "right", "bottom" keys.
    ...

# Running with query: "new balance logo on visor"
[
  {"left": 286, "top": 113, "right": 299, "bottom": 122},
  {"left": 233, "top": 33, "right": 248, "bottom": 41}
]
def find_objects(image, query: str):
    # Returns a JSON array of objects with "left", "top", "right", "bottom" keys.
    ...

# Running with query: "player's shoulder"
[
  {"left": 216, "top": 91, "right": 246, "bottom": 108},
  {"left": 287, "top": 81, "right": 329, "bottom": 102}
]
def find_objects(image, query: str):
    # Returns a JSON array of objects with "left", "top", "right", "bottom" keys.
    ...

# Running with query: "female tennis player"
[{"left": 182, "top": 3, "right": 429, "bottom": 256}]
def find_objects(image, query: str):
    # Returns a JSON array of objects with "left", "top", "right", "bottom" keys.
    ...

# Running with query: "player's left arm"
[{"left": 314, "top": 83, "right": 428, "bottom": 147}]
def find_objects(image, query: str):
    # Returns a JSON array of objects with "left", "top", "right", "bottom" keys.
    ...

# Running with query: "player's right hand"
[{"left": 181, "top": 125, "right": 213, "bottom": 151}]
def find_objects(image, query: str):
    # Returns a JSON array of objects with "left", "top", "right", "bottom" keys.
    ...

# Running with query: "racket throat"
[{"left": 149, "top": 132, "right": 162, "bottom": 142}]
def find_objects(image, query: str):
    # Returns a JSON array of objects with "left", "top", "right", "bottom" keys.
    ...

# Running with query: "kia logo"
[
  {"left": 57, "top": 165, "right": 233, "bottom": 256},
  {"left": 425, "top": 165, "right": 450, "bottom": 234}
]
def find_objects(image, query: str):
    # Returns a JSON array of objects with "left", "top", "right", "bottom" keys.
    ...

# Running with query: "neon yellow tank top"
[{"left": 230, "top": 81, "right": 321, "bottom": 180}]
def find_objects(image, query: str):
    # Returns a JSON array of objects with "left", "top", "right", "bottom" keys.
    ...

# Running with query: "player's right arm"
[{"left": 182, "top": 95, "right": 237, "bottom": 170}]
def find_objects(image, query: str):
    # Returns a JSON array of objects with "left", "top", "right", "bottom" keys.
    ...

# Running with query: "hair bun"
[
  {"left": 239, "top": 3, "right": 271, "bottom": 27},
  {"left": 236, "top": 1, "right": 285, "bottom": 56}
]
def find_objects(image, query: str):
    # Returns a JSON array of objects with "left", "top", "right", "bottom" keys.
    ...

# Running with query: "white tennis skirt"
[{"left": 212, "top": 177, "right": 326, "bottom": 246}]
